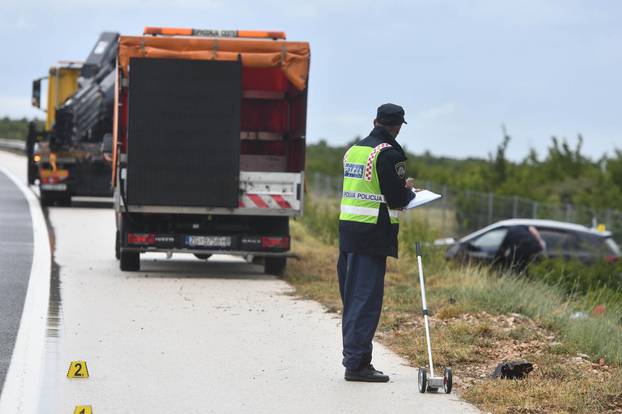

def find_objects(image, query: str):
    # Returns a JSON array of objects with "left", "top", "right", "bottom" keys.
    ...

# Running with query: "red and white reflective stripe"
[
  {"left": 364, "top": 143, "right": 391, "bottom": 181},
  {"left": 247, "top": 194, "right": 269, "bottom": 208},
  {"left": 240, "top": 194, "right": 292, "bottom": 209},
  {"left": 271, "top": 194, "right": 291, "bottom": 209}
]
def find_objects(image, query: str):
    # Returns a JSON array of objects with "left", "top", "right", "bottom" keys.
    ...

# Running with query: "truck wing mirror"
[{"left": 32, "top": 79, "right": 42, "bottom": 108}]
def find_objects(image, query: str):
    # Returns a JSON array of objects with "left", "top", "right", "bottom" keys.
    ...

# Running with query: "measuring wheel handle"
[
  {"left": 443, "top": 367, "right": 453, "bottom": 394},
  {"left": 417, "top": 367, "right": 427, "bottom": 393}
]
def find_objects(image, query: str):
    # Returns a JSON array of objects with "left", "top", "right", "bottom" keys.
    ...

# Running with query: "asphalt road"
[
  {"left": 0, "top": 166, "right": 33, "bottom": 393},
  {"left": 0, "top": 150, "right": 479, "bottom": 413}
]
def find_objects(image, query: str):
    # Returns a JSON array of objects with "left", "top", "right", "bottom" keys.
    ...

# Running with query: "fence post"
[
  {"left": 565, "top": 203, "right": 572, "bottom": 222},
  {"left": 487, "top": 192, "right": 494, "bottom": 224},
  {"left": 512, "top": 196, "right": 518, "bottom": 218},
  {"left": 441, "top": 184, "right": 448, "bottom": 236},
  {"left": 605, "top": 208, "right": 612, "bottom": 231},
  {"left": 313, "top": 172, "right": 320, "bottom": 194},
  {"left": 324, "top": 174, "right": 330, "bottom": 197},
  {"left": 532, "top": 201, "right": 538, "bottom": 219}
]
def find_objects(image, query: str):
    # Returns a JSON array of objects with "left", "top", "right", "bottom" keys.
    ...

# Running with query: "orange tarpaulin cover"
[{"left": 118, "top": 35, "right": 310, "bottom": 90}]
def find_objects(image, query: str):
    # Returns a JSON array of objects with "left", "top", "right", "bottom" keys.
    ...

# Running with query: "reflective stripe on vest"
[
  {"left": 340, "top": 143, "right": 400, "bottom": 224},
  {"left": 340, "top": 204, "right": 400, "bottom": 219}
]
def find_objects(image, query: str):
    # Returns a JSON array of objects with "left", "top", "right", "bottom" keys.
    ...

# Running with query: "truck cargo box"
[{"left": 113, "top": 28, "right": 310, "bottom": 274}]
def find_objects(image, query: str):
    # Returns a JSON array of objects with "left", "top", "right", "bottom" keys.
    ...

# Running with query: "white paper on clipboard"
[{"left": 405, "top": 189, "right": 442, "bottom": 209}]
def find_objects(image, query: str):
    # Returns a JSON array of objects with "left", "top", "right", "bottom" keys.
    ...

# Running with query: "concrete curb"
[{"left": 0, "top": 164, "right": 51, "bottom": 414}]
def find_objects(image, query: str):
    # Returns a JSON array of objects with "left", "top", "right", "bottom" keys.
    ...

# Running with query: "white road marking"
[{"left": 0, "top": 163, "right": 51, "bottom": 414}]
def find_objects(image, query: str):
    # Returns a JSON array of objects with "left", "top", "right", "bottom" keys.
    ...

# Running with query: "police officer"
[{"left": 338, "top": 103, "right": 415, "bottom": 382}]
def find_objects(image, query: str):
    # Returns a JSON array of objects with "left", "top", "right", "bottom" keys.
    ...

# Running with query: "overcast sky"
[{"left": 1, "top": 0, "right": 620, "bottom": 160}]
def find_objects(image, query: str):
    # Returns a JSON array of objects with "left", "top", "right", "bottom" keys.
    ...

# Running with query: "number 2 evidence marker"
[{"left": 67, "top": 361, "right": 90, "bottom": 378}]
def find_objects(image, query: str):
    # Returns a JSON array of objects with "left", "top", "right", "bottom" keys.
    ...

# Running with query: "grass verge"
[{"left": 286, "top": 201, "right": 622, "bottom": 413}]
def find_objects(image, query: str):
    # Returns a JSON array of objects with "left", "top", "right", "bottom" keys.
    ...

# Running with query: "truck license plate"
[
  {"left": 40, "top": 183, "right": 67, "bottom": 191},
  {"left": 186, "top": 236, "right": 232, "bottom": 248}
]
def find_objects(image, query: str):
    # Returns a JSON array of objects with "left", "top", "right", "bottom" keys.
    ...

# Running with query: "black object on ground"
[{"left": 491, "top": 360, "right": 534, "bottom": 379}]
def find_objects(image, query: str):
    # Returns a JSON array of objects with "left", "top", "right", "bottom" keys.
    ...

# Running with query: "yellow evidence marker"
[
  {"left": 67, "top": 361, "right": 89, "bottom": 378},
  {"left": 73, "top": 406, "right": 92, "bottom": 414}
]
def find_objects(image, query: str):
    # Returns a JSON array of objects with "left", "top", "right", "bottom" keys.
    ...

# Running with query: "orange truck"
[{"left": 112, "top": 28, "right": 310, "bottom": 274}]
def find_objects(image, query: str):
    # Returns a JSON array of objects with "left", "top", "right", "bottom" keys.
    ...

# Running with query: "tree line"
[
  {"left": 307, "top": 132, "right": 622, "bottom": 212},
  {"left": 0, "top": 117, "right": 43, "bottom": 140}
]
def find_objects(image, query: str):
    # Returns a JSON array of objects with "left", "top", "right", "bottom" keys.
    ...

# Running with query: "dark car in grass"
[{"left": 445, "top": 219, "right": 621, "bottom": 271}]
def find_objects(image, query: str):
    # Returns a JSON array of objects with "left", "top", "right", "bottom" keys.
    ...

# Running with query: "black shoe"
[{"left": 345, "top": 365, "right": 390, "bottom": 382}]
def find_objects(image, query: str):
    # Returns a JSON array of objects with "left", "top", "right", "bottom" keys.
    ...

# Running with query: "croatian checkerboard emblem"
[{"left": 395, "top": 161, "right": 406, "bottom": 179}]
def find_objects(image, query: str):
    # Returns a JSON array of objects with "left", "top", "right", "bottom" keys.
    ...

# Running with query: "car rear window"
[{"left": 574, "top": 232, "right": 619, "bottom": 256}]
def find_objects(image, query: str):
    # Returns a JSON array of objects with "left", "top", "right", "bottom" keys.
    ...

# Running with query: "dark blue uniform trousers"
[{"left": 337, "top": 251, "right": 387, "bottom": 370}]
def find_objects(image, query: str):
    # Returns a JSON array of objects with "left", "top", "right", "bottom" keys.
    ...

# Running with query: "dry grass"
[{"left": 285, "top": 220, "right": 622, "bottom": 414}]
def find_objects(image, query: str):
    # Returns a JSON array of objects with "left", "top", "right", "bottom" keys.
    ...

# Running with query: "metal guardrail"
[{"left": 0, "top": 138, "right": 26, "bottom": 152}]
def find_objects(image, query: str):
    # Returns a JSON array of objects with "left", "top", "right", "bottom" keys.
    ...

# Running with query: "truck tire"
[
  {"left": 115, "top": 231, "right": 120, "bottom": 260},
  {"left": 264, "top": 257, "right": 286, "bottom": 277},
  {"left": 40, "top": 190, "right": 52, "bottom": 207},
  {"left": 120, "top": 251, "right": 140, "bottom": 271},
  {"left": 59, "top": 193, "right": 71, "bottom": 207},
  {"left": 27, "top": 163, "right": 36, "bottom": 185}
]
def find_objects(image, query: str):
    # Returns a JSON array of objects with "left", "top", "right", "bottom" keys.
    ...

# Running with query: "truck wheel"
[
  {"left": 120, "top": 251, "right": 140, "bottom": 271},
  {"left": 40, "top": 190, "right": 52, "bottom": 207},
  {"left": 59, "top": 193, "right": 71, "bottom": 207},
  {"left": 264, "top": 257, "right": 286, "bottom": 276},
  {"left": 115, "top": 231, "right": 120, "bottom": 260},
  {"left": 27, "top": 163, "right": 36, "bottom": 185},
  {"left": 193, "top": 254, "right": 212, "bottom": 260}
]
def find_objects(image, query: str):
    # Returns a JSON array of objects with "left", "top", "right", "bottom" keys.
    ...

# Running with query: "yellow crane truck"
[
  {"left": 29, "top": 32, "right": 119, "bottom": 206},
  {"left": 28, "top": 62, "right": 81, "bottom": 186}
]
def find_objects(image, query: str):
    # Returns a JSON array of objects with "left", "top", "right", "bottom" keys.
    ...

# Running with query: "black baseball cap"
[{"left": 376, "top": 103, "right": 407, "bottom": 126}]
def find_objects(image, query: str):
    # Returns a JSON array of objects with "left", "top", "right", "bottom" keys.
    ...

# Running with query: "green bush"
[
  {"left": 0, "top": 117, "right": 43, "bottom": 140},
  {"left": 529, "top": 258, "right": 622, "bottom": 297},
  {"left": 301, "top": 196, "right": 339, "bottom": 245},
  {"left": 448, "top": 265, "right": 622, "bottom": 363}
]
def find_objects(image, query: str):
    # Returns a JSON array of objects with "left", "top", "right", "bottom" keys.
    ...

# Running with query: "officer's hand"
[{"left": 405, "top": 177, "right": 415, "bottom": 189}]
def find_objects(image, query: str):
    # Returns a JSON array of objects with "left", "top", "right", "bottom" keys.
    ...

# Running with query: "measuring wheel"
[
  {"left": 443, "top": 367, "right": 453, "bottom": 394},
  {"left": 418, "top": 367, "right": 427, "bottom": 393}
]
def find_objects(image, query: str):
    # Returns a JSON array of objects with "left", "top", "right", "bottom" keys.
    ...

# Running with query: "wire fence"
[{"left": 307, "top": 172, "right": 622, "bottom": 241}]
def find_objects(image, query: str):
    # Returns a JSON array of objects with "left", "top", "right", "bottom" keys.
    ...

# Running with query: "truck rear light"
[
  {"left": 261, "top": 236, "right": 289, "bottom": 249},
  {"left": 39, "top": 169, "right": 69, "bottom": 184},
  {"left": 128, "top": 233, "right": 156, "bottom": 245},
  {"left": 41, "top": 176, "right": 62, "bottom": 184}
]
